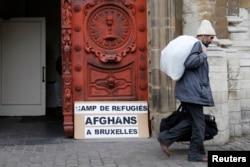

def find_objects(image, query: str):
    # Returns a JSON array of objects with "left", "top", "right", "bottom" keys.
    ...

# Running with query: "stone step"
[
  {"left": 227, "top": 16, "right": 243, "bottom": 24},
  {"left": 228, "top": 26, "right": 248, "bottom": 33},
  {"left": 218, "top": 39, "right": 233, "bottom": 47}
]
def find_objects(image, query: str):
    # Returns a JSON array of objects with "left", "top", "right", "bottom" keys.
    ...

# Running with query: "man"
[{"left": 158, "top": 20, "right": 215, "bottom": 162}]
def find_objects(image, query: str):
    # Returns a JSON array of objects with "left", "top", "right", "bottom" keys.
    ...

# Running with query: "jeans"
[{"left": 158, "top": 102, "right": 206, "bottom": 161}]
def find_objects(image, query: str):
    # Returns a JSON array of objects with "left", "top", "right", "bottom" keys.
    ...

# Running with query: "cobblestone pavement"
[{"left": 0, "top": 116, "right": 250, "bottom": 167}]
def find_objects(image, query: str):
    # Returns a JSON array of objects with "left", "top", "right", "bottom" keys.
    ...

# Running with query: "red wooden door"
[{"left": 61, "top": 0, "right": 148, "bottom": 137}]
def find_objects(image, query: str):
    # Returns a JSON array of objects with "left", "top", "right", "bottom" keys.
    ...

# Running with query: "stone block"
[
  {"left": 243, "top": 72, "right": 250, "bottom": 79},
  {"left": 230, "top": 124, "right": 235, "bottom": 136},
  {"left": 209, "top": 129, "right": 230, "bottom": 145},
  {"left": 228, "top": 100, "right": 241, "bottom": 111},
  {"left": 229, "top": 90, "right": 241, "bottom": 100},
  {"left": 216, "top": 0, "right": 228, "bottom": 7},
  {"left": 228, "top": 59, "right": 240, "bottom": 68},
  {"left": 204, "top": 103, "right": 228, "bottom": 116},
  {"left": 209, "top": 65, "right": 227, "bottom": 72},
  {"left": 215, "top": 8, "right": 227, "bottom": 18},
  {"left": 240, "top": 99, "right": 250, "bottom": 110},
  {"left": 230, "top": 32, "right": 249, "bottom": 40},
  {"left": 216, "top": 115, "right": 229, "bottom": 131},
  {"left": 240, "top": 59, "right": 250, "bottom": 67},
  {"left": 230, "top": 124, "right": 242, "bottom": 136},
  {"left": 150, "top": 51, "right": 160, "bottom": 69},
  {"left": 242, "top": 122, "right": 250, "bottom": 134},
  {"left": 240, "top": 80, "right": 250, "bottom": 89},
  {"left": 208, "top": 57, "right": 227, "bottom": 66},
  {"left": 240, "top": 66, "right": 250, "bottom": 72},
  {"left": 151, "top": 69, "right": 160, "bottom": 85},
  {"left": 210, "top": 76, "right": 228, "bottom": 92},
  {"left": 239, "top": 90, "right": 247, "bottom": 99},
  {"left": 151, "top": 112, "right": 172, "bottom": 137},
  {"left": 230, "top": 111, "right": 242, "bottom": 124},
  {"left": 246, "top": 90, "right": 250, "bottom": 98},
  {"left": 211, "top": 92, "right": 228, "bottom": 103},
  {"left": 239, "top": 0, "right": 250, "bottom": 8},
  {"left": 242, "top": 110, "right": 250, "bottom": 122},
  {"left": 228, "top": 80, "right": 240, "bottom": 90},
  {"left": 228, "top": 71, "right": 240, "bottom": 80},
  {"left": 234, "top": 124, "right": 242, "bottom": 136},
  {"left": 151, "top": 28, "right": 160, "bottom": 47},
  {"left": 233, "top": 40, "right": 250, "bottom": 47},
  {"left": 151, "top": 94, "right": 160, "bottom": 111}
]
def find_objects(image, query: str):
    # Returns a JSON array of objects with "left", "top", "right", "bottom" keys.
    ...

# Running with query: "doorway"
[
  {"left": 0, "top": 0, "right": 61, "bottom": 116},
  {"left": 0, "top": 18, "right": 46, "bottom": 116}
]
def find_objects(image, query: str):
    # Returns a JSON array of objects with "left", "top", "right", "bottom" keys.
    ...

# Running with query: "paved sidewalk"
[{"left": 0, "top": 116, "right": 250, "bottom": 167}]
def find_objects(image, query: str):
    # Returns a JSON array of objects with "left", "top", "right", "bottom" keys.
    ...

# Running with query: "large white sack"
[{"left": 160, "top": 35, "right": 199, "bottom": 80}]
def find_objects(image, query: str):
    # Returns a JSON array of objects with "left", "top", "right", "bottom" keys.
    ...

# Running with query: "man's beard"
[{"left": 202, "top": 40, "right": 210, "bottom": 47}]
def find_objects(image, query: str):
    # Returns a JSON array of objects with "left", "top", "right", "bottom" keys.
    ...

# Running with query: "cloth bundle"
[{"left": 160, "top": 35, "right": 198, "bottom": 80}]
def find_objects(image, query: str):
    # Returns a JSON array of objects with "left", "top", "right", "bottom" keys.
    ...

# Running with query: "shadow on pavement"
[{"left": 0, "top": 108, "right": 69, "bottom": 146}]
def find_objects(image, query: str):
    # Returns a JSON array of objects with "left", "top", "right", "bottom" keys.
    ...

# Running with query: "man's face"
[{"left": 202, "top": 35, "right": 214, "bottom": 47}]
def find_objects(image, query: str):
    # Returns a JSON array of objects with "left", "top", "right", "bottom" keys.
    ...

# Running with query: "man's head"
[{"left": 196, "top": 20, "right": 216, "bottom": 47}]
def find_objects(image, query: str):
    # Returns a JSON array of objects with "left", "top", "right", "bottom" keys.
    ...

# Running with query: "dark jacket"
[{"left": 175, "top": 41, "right": 214, "bottom": 106}]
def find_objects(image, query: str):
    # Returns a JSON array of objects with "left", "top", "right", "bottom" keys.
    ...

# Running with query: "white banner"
[
  {"left": 74, "top": 101, "right": 148, "bottom": 114},
  {"left": 84, "top": 127, "right": 139, "bottom": 138},
  {"left": 74, "top": 101, "right": 149, "bottom": 139},
  {"left": 84, "top": 115, "right": 138, "bottom": 126}
]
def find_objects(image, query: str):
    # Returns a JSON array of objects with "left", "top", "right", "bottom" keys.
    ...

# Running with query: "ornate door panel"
[{"left": 61, "top": 0, "right": 148, "bottom": 137}]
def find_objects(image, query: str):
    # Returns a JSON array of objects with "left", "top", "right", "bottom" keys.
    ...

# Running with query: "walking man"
[{"left": 158, "top": 20, "right": 216, "bottom": 162}]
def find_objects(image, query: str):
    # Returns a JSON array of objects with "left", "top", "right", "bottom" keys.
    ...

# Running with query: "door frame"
[{"left": 0, "top": 17, "right": 46, "bottom": 116}]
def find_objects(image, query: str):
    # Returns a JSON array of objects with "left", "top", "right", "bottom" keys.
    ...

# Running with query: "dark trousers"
[{"left": 158, "top": 102, "right": 205, "bottom": 161}]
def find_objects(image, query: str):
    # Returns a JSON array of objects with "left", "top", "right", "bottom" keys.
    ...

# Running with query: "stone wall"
[
  {"left": 148, "top": 0, "right": 250, "bottom": 145},
  {"left": 182, "top": 0, "right": 231, "bottom": 145},
  {"left": 148, "top": 0, "right": 176, "bottom": 137},
  {"left": 234, "top": 6, "right": 250, "bottom": 135}
]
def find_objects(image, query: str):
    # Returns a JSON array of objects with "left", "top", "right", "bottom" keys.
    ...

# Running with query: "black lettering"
[
  {"left": 117, "top": 106, "right": 122, "bottom": 111},
  {"left": 123, "top": 116, "right": 130, "bottom": 124},
  {"left": 81, "top": 106, "right": 86, "bottom": 111},
  {"left": 110, "top": 129, "right": 115, "bottom": 134},
  {"left": 86, "top": 130, "right": 92, "bottom": 135},
  {"left": 100, "top": 129, "right": 105, "bottom": 134},
  {"left": 118, "top": 129, "right": 123, "bottom": 134},
  {"left": 86, "top": 106, "right": 96, "bottom": 111},
  {"left": 129, "top": 129, "right": 133, "bottom": 134},
  {"left": 100, "top": 106, "right": 105, "bottom": 111},
  {"left": 85, "top": 117, "right": 93, "bottom": 125},
  {"left": 122, "top": 106, "right": 126, "bottom": 111},
  {"left": 130, "top": 116, "right": 137, "bottom": 124},
  {"left": 100, "top": 106, "right": 109, "bottom": 111},
  {"left": 116, "top": 117, "right": 123, "bottom": 124},
  {"left": 81, "top": 105, "right": 97, "bottom": 111},
  {"left": 108, "top": 117, "right": 115, "bottom": 125},
  {"left": 112, "top": 106, "right": 117, "bottom": 111},
  {"left": 93, "top": 117, "right": 99, "bottom": 124},
  {"left": 99, "top": 117, "right": 106, "bottom": 124},
  {"left": 125, "top": 129, "right": 129, "bottom": 134},
  {"left": 131, "top": 106, "right": 136, "bottom": 111}
]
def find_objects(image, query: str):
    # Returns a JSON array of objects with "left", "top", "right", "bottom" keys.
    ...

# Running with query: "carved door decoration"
[{"left": 61, "top": 0, "right": 148, "bottom": 137}]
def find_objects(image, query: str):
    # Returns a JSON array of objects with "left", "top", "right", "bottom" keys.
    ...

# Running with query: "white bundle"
[{"left": 160, "top": 35, "right": 198, "bottom": 81}]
